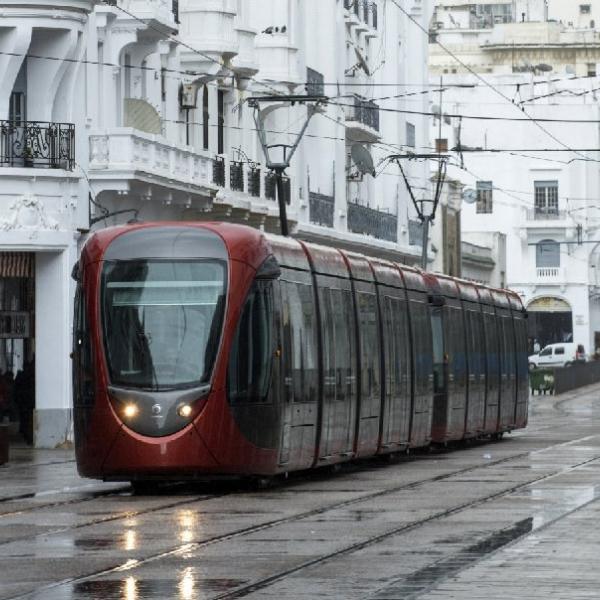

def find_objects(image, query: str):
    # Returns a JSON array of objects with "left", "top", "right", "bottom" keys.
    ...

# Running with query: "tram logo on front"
[{"left": 151, "top": 404, "right": 162, "bottom": 416}]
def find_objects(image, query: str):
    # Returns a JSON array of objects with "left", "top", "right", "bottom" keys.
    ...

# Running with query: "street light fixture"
[{"left": 247, "top": 94, "right": 327, "bottom": 236}]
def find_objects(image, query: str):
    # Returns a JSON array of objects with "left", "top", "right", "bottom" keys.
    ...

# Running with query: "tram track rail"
[{"left": 5, "top": 432, "right": 599, "bottom": 600}]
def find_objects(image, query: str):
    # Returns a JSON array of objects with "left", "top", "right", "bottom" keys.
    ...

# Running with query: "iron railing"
[
  {"left": 0, "top": 121, "right": 75, "bottom": 170},
  {"left": 408, "top": 218, "right": 423, "bottom": 246},
  {"left": 528, "top": 208, "right": 565, "bottom": 220},
  {"left": 212, "top": 156, "right": 225, "bottom": 187},
  {"left": 347, "top": 202, "right": 397, "bottom": 242},
  {"left": 264, "top": 171, "right": 290, "bottom": 205},
  {"left": 309, "top": 192, "right": 335, "bottom": 228},
  {"left": 265, "top": 171, "right": 277, "bottom": 200},
  {"left": 248, "top": 167, "right": 261, "bottom": 197},
  {"left": 348, "top": 95, "right": 380, "bottom": 131},
  {"left": 230, "top": 161, "right": 244, "bottom": 192},
  {"left": 280, "top": 175, "right": 291, "bottom": 205}
]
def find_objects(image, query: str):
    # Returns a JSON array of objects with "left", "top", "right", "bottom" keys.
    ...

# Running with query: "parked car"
[{"left": 528, "top": 343, "right": 586, "bottom": 370}]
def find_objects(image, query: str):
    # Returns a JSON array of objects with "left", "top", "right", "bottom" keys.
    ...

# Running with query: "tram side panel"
[
  {"left": 227, "top": 274, "right": 283, "bottom": 464},
  {"left": 406, "top": 290, "right": 434, "bottom": 447},
  {"left": 314, "top": 273, "right": 357, "bottom": 462},
  {"left": 509, "top": 294, "right": 529, "bottom": 429},
  {"left": 277, "top": 269, "right": 319, "bottom": 471},
  {"left": 462, "top": 301, "right": 487, "bottom": 436},
  {"left": 494, "top": 294, "right": 517, "bottom": 431},
  {"left": 442, "top": 298, "right": 468, "bottom": 441},
  {"left": 481, "top": 301, "right": 501, "bottom": 433},
  {"left": 378, "top": 287, "right": 412, "bottom": 452}
]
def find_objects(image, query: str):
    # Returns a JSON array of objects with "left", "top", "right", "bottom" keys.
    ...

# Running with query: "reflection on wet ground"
[
  {"left": 371, "top": 518, "right": 534, "bottom": 599},
  {"left": 2, "top": 389, "right": 600, "bottom": 599},
  {"left": 37, "top": 577, "right": 247, "bottom": 600}
]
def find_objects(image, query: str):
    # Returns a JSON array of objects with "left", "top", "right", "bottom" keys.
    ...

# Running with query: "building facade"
[
  {"left": 429, "top": 0, "right": 600, "bottom": 354},
  {"left": 0, "top": 0, "right": 433, "bottom": 447}
]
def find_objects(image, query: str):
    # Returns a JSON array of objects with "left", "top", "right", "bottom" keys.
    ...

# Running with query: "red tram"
[{"left": 72, "top": 222, "right": 528, "bottom": 483}]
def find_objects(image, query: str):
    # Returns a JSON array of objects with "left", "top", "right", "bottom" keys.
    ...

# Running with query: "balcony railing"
[
  {"left": 105, "top": 0, "right": 179, "bottom": 26},
  {"left": 230, "top": 161, "right": 244, "bottom": 192},
  {"left": 347, "top": 95, "right": 380, "bottom": 131},
  {"left": 209, "top": 159, "right": 293, "bottom": 205},
  {"left": 537, "top": 267, "right": 562, "bottom": 280},
  {"left": 265, "top": 171, "right": 277, "bottom": 201},
  {"left": 344, "top": 0, "right": 378, "bottom": 29},
  {"left": 527, "top": 208, "right": 566, "bottom": 221},
  {"left": 309, "top": 192, "right": 335, "bottom": 228},
  {"left": 248, "top": 167, "right": 261, "bottom": 197},
  {"left": 347, "top": 202, "right": 397, "bottom": 242},
  {"left": 212, "top": 156, "right": 225, "bottom": 187},
  {"left": 1, "top": 121, "right": 75, "bottom": 170}
]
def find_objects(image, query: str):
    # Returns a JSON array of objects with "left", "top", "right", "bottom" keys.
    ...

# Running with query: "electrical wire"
[{"left": 389, "top": 0, "right": 600, "bottom": 164}]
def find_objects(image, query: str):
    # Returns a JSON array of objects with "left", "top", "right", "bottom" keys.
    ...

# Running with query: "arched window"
[{"left": 536, "top": 239, "right": 560, "bottom": 268}]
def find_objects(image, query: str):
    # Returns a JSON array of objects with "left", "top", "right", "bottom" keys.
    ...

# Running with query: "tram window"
[
  {"left": 357, "top": 292, "right": 380, "bottom": 399},
  {"left": 331, "top": 288, "right": 355, "bottom": 403},
  {"left": 430, "top": 307, "right": 444, "bottom": 393},
  {"left": 228, "top": 281, "right": 274, "bottom": 404},
  {"left": 283, "top": 281, "right": 318, "bottom": 403},
  {"left": 73, "top": 286, "right": 94, "bottom": 406},
  {"left": 319, "top": 287, "right": 335, "bottom": 403},
  {"left": 466, "top": 310, "right": 484, "bottom": 376},
  {"left": 102, "top": 260, "right": 226, "bottom": 390},
  {"left": 410, "top": 300, "right": 433, "bottom": 394},
  {"left": 385, "top": 296, "right": 409, "bottom": 398},
  {"left": 445, "top": 306, "right": 466, "bottom": 381}
]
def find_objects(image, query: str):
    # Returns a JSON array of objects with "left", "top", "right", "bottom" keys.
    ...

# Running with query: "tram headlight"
[
  {"left": 123, "top": 403, "right": 139, "bottom": 419},
  {"left": 178, "top": 404, "right": 193, "bottom": 418}
]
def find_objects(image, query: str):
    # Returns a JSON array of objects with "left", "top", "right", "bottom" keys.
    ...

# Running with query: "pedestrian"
[{"left": 533, "top": 339, "right": 541, "bottom": 353}]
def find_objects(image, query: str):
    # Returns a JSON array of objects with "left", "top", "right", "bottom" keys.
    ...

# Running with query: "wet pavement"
[{"left": 1, "top": 386, "right": 600, "bottom": 599}]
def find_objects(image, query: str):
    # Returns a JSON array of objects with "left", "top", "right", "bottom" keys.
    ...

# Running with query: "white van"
[{"left": 528, "top": 343, "right": 586, "bottom": 370}]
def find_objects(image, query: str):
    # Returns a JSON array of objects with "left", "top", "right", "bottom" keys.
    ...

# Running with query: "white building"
[
  {"left": 0, "top": 0, "right": 433, "bottom": 447},
  {"left": 429, "top": 0, "right": 600, "bottom": 354}
]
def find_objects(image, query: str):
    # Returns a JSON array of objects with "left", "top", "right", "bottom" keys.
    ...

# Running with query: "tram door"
[
  {"left": 278, "top": 270, "right": 318, "bottom": 470},
  {"left": 0, "top": 253, "right": 35, "bottom": 445}
]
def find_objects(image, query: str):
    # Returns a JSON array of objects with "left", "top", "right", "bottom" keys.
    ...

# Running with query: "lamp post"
[{"left": 247, "top": 95, "right": 327, "bottom": 236}]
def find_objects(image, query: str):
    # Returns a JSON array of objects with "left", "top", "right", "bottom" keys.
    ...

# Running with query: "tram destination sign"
[{"left": 0, "top": 311, "right": 30, "bottom": 338}]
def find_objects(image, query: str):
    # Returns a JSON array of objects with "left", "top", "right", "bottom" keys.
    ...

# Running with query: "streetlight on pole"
[{"left": 247, "top": 95, "right": 327, "bottom": 237}]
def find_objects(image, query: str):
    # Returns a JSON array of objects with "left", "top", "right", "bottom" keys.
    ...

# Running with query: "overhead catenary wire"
[{"left": 389, "top": 0, "right": 600, "bottom": 164}]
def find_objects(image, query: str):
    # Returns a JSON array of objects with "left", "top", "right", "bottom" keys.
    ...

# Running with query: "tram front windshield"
[{"left": 102, "top": 260, "right": 226, "bottom": 391}]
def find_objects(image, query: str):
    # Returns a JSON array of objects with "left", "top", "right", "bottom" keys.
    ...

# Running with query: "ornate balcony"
[
  {"left": 89, "top": 129, "right": 216, "bottom": 199},
  {"left": 345, "top": 95, "right": 380, "bottom": 142},
  {"left": 344, "top": 0, "right": 379, "bottom": 35},
  {"left": 1, "top": 121, "right": 75, "bottom": 171},
  {"left": 309, "top": 192, "right": 335, "bottom": 228},
  {"left": 536, "top": 267, "right": 564, "bottom": 282},
  {"left": 103, "top": 0, "right": 179, "bottom": 32},
  {"left": 230, "top": 161, "right": 244, "bottom": 192},
  {"left": 347, "top": 201, "right": 397, "bottom": 242},
  {"left": 179, "top": 0, "right": 238, "bottom": 76},
  {"left": 527, "top": 208, "right": 567, "bottom": 221}
]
